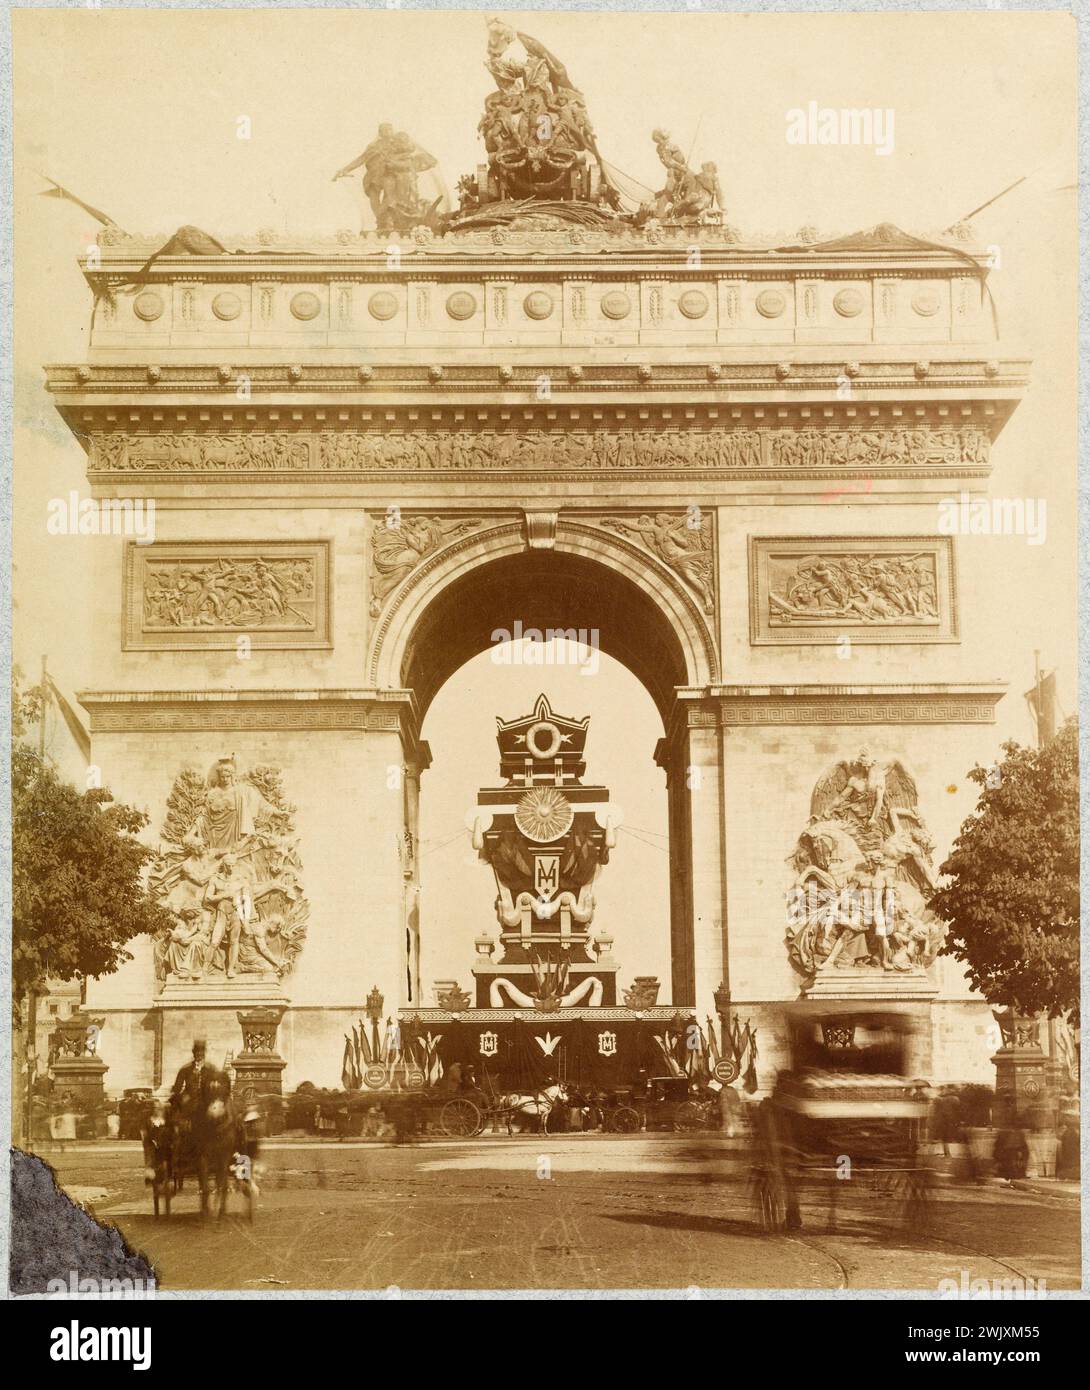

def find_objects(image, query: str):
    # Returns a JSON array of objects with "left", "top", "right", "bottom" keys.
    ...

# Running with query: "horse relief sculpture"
[
  {"left": 786, "top": 752, "right": 946, "bottom": 979},
  {"left": 150, "top": 756, "right": 309, "bottom": 986}
]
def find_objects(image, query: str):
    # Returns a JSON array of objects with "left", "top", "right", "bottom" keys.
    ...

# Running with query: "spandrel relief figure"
[{"left": 150, "top": 757, "right": 308, "bottom": 986}]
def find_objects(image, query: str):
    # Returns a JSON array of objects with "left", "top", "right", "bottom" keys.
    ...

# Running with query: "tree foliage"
[
  {"left": 11, "top": 672, "right": 176, "bottom": 1003},
  {"left": 930, "top": 719, "right": 1079, "bottom": 1021}
]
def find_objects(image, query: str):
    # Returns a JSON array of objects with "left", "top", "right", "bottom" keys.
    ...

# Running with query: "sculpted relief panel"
[
  {"left": 149, "top": 756, "right": 308, "bottom": 988},
  {"left": 91, "top": 424, "right": 991, "bottom": 477},
  {"left": 786, "top": 753, "right": 946, "bottom": 983},
  {"left": 125, "top": 541, "right": 331, "bottom": 649},
  {"left": 749, "top": 537, "right": 957, "bottom": 644}
]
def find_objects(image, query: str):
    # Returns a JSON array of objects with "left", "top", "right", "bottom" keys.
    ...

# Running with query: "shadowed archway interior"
[{"left": 400, "top": 549, "right": 690, "bottom": 727}]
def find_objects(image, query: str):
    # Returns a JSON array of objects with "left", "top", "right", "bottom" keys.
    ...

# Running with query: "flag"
[
  {"left": 46, "top": 675, "right": 91, "bottom": 762},
  {"left": 743, "top": 1027, "right": 759, "bottom": 1094},
  {"left": 356, "top": 1020, "right": 372, "bottom": 1065},
  {"left": 341, "top": 1036, "right": 355, "bottom": 1092},
  {"left": 38, "top": 176, "right": 120, "bottom": 229},
  {"left": 1024, "top": 670, "right": 1058, "bottom": 746}
]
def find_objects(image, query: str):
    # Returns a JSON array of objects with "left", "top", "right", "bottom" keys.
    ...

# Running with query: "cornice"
[
  {"left": 47, "top": 357, "right": 1029, "bottom": 400},
  {"left": 78, "top": 687, "right": 417, "bottom": 733},
  {"left": 668, "top": 682, "right": 1007, "bottom": 733}
]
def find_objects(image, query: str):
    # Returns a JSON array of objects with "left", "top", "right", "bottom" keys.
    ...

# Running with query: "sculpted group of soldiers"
[
  {"left": 333, "top": 123, "right": 440, "bottom": 234},
  {"left": 332, "top": 19, "right": 727, "bottom": 226}
]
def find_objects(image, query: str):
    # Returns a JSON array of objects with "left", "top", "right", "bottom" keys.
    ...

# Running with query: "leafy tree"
[
  {"left": 930, "top": 719, "right": 1079, "bottom": 1022},
  {"left": 11, "top": 670, "right": 176, "bottom": 1008}
]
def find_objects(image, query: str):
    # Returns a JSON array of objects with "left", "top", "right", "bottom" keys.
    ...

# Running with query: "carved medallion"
[
  {"left": 514, "top": 787, "right": 575, "bottom": 843},
  {"left": 678, "top": 290, "right": 709, "bottom": 319},
  {"left": 368, "top": 291, "right": 399, "bottom": 321},
  {"left": 133, "top": 291, "right": 164, "bottom": 322},
  {"left": 600, "top": 290, "right": 632, "bottom": 320},
  {"left": 833, "top": 287, "right": 865, "bottom": 318},
  {"left": 446, "top": 291, "right": 478, "bottom": 321},
  {"left": 755, "top": 288, "right": 786, "bottom": 318},
  {"left": 211, "top": 292, "right": 242, "bottom": 322},
  {"left": 290, "top": 291, "right": 321, "bottom": 321},
  {"left": 523, "top": 291, "right": 555, "bottom": 320},
  {"left": 912, "top": 288, "right": 942, "bottom": 317}
]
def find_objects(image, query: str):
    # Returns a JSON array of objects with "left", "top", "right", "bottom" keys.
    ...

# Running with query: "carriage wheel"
[
  {"left": 440, "top": 1098, "right": 483, "bottom": 1137},
  {"left": 609, "top": 1106, "right": 641, "bottom": 1134},
  {"left": 675, "top": 1101, "right": 706, "bottom": 1133}
]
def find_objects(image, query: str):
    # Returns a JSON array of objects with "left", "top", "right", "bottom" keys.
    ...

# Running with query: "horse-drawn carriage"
[
  {"left": 428, "top": 1078, "right": 572, "bottom": 1136},
  {"left": 751, "top": 1003, "right": 933, "bottom": 1233},
  {"left": 142, "top": 1086, "right": 264, "bottom": 1220}
]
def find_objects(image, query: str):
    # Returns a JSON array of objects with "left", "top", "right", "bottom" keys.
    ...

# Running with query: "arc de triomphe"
[{"left": 46, "top": 158, "right": 1025, "bottom": 1094}]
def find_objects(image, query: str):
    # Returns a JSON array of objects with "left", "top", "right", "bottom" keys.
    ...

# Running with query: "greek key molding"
[
  {"left": 124, "top": 540, "right": 332, "bottom": 650},
  {"left": 749, "top": 535, "right": 958, "bottom": 645},
  {"left": 78, "top": 689, "right": 413, "bottom": 734}
]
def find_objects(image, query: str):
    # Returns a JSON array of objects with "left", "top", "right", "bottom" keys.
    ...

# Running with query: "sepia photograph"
[{"left": 2, "top": 0, "right": 1085, "bottom": 1335}]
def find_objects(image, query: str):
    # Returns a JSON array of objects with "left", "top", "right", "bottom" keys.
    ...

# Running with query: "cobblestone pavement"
[{"left": 34, "top": 1137, "right": 1081, "bottom": 1293}]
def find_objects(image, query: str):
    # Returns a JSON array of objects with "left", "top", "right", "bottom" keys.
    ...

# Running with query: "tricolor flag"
[{"left": 341, "top": 1036, "right": 356, "bottom": 1092}]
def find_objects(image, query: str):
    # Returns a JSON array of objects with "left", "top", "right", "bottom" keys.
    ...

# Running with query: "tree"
[
  {"left": 11, "top": 669, "right": 176, "bottom": 1007},
  {"left": 929, "top": 719, "right": 1079, "bottom": 1022}
]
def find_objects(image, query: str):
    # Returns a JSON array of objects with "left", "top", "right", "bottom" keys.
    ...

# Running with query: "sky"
[{"left": 10, "top": 8, "right": 1079, "bottom": 994}]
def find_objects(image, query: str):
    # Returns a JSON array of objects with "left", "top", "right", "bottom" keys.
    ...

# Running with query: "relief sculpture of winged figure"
[{"left": 787, "top": 751, "right": 945, "bottom": 979}]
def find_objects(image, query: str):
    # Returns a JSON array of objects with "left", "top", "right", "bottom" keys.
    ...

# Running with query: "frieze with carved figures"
[{"left": 91, "top": 424, "right": 991, "bottom": 477}]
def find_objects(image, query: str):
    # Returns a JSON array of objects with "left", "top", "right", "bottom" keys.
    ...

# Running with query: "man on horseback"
[{"left": 171, "top": 1038, "right": 229, "bottom": 1114}]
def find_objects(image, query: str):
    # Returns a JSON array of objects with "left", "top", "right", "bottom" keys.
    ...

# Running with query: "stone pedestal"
[
  {"left": 50, "top": 1054, "right": 109, "bottom": 1110},
  {"left": 232, "top": 1007, "right": 288, "bottom": 1133},
  {"left": 992, "top": 1045, "right": 1050, "bottom": 1128},
  {"left": 803, "top": 969, "right": 939, "bottom": 1000}
]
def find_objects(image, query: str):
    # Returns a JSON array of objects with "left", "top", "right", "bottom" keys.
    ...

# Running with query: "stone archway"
[{"left": 368, "top": 515, "right": 722, "bottom": 1008}]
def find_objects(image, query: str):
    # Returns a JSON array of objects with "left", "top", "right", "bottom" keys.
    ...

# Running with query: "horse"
[
  {"left": 194, "top": 1096, "right": 264, "bottom": 1220},
  {"left": 141, "top": 1104, "right": 174, "bottom": 1218},
  {"left": 169, "top": 1090, "right": 261, "bottom": 1220},
  {"left": 494, "top": 1081, "right": 570, "bottom": 1136}
]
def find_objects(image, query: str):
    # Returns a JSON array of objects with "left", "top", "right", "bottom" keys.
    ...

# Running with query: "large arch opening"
[
  {"left": 402, "top": 549, "right": 690, "bottom": 726},
  {"left": 379, "top": 538, "right": 713, "bottom": 1010}
]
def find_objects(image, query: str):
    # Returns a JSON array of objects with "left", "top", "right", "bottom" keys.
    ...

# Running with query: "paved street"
[{"left": 34, "top": 1137, "right": 1081, "bottom": 1293}]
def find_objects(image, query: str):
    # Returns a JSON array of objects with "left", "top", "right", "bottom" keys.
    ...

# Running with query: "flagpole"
[{"left": 1034, "top": 650, "right": 1043, "bottom": 750}]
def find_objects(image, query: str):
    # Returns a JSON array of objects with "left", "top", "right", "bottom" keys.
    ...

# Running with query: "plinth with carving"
[
  {"left": 991, "top": 1012, "right": 1054, "bottom": 1128},
  {"left": 49, "top": 1013, "right": 109, "bottom": 1110},
  {"left": 233, "top": 1007, "right": 288, "bottom": 1132}
]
